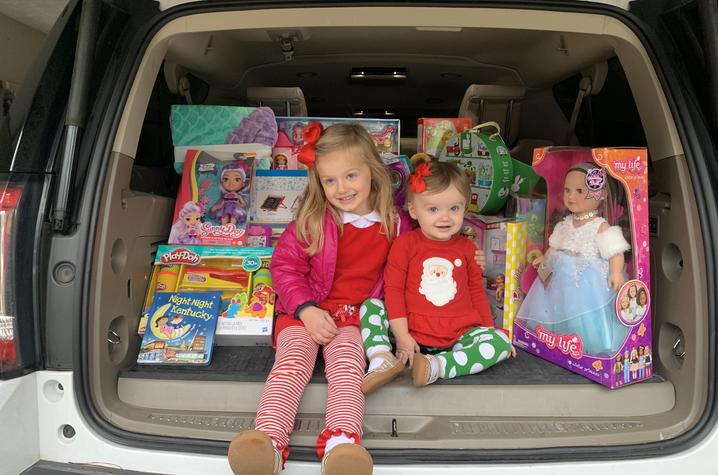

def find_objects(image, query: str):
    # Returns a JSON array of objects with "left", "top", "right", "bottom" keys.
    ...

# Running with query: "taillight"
[{"left": 0, "top": 185, "right": 21, "bottom": 371}]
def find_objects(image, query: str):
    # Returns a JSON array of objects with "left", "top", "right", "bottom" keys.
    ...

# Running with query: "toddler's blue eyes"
[{"left": 429, "top": 207, "right": 438, "bottom": 213}]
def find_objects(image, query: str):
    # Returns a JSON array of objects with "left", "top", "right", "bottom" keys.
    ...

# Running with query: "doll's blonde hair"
[{"left": 295, "top": 124, "right": 396, "bottom": 254}]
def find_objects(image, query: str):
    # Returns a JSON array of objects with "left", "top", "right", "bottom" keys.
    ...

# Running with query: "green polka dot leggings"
[{"left": 360, "top": 298, "right": 512, "bottom": 379}]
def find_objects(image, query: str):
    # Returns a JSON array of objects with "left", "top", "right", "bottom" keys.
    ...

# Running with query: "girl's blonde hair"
[
  {"left": 295, "top": 124, "right": 396, "bottom": 254},
  {"left": 409, "top": 154, "right": 471, "bottom": 202}
]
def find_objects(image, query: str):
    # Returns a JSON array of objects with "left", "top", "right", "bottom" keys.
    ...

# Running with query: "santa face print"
[
  {"left": 409, "top": 183, "right": 467, "bottom": 241},
  {"left": 418, "top": 256, "right": 459, "bottom": 306}
]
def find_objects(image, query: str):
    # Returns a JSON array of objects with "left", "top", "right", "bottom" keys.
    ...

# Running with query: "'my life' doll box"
[{"left": 512, "top": 147, "right": 652, "bottom": 389}]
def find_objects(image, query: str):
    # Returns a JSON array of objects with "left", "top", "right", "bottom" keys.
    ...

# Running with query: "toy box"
[
  {"left": 512, "top": 147, "right": 652, "bottom": 389},
  {"left": 474, "top": 216, "right": 524, "bottom": 334},
  {"left": 170, "top": 105, "right": 276, "bottom": 172},
  {"left": 171, "top": 148, "right": 255, "bottom": 246},
  {"left": 417, "top": 118, "right": 472, "bottom": 158},
  {"left": 137, "top": 291, "right": 221, "bottom": 365},
  {"left": 505, "top": 195, "right": 547, "bottom": 292},
  {"left": 250, "top": 169, "right": 308, "bottom": 225},
  {"left": 442, "top": 123, "right": 539, "bottom": 213},
  {"left": 382, "top": 154, "right": 412, "bottom": 207},
  {"left": 139, "top": 245, "right": 275, "bottom": 346},
  {"left": 273, "top": 117, "right": 401, "bottom": 169}
]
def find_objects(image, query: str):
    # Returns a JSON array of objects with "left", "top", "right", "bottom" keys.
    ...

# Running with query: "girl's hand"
[
  {"left": 395, "top": 333, "right": 420, "bottom": 367},
  {"left": 474, "top": 248, "right": 486, "bottom": 269},
  {"left": 510, "top": 345, "right": 517, "bottom": 358},
  {"left": 608, "top": 271, "right": 625, "bottom": 292},
  {"left": 532, "top": 255, "right": 544, "bottom": 269},
  {"left": 298, "top": 306, "right": 339, "bottom": 345}
]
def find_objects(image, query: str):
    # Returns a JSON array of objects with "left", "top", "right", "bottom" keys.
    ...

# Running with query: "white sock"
[
  {"left": 430, "top": 355, "right": 443, "bottom": 379},
  {"left": 367, "top": 357, "right": 385, "bottom": 372},
  {"left": 324, "top": 433, "right": 356, "bottom": 455},
  {"left": 366, "top": 345, "right": 391, "bottom": 360}
]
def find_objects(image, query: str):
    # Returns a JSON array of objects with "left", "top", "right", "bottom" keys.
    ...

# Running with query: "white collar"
[{"left": 342, "top": 211, "right": 381, "bottom": 228}]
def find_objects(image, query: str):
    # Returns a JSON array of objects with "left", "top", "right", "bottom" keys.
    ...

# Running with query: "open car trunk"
[{"left": 84, "top": 3, "right": 707, "bottom": 461}]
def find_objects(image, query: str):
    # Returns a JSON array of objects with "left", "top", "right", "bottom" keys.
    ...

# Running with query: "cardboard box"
[
  {"left": 139, "top": 245, "right": 275, "bottom": 346},
  {"left": 512, "top": 147, "right": 652, "bottom": 389},
  {"left": 417, "top": 118, "right": 472, "bottom": 157}
]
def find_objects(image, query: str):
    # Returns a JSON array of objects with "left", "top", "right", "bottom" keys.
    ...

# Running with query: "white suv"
[{"left": 1, "top": 0, "right": 717, "bottom": 474}]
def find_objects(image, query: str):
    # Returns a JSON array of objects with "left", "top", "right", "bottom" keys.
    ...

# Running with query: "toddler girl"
[
  {"left": 361, "top": 157, "right": 514, "bottom": 394},
  {"left": 228, "top": 123, "right": 410, "bottom": 475}
]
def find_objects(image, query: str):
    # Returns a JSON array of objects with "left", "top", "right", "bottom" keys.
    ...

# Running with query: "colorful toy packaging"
[
  {"left": 170, "top": 105, "right": 277, "bottom": 172},
  {"left": 171, "top": 148, "right": 255, "bottom": 246},
  {"left": 137, "top": 291, "right": 221, "bottom": 365},
  {"left": 382, "top": 154, "right": 412, "bottom": 207},
  {"left": 273, "top": 117, "right": 400, "bottom": 169},
  {"left": 512, "top": 147, "right": 652, "bottom": 389},
  {"left": 442, "top": 122, "right": 539, "bottom": 213},
  {"left": 138, "top": 245, "right": 275, "bottom": 346},
  {"left": 417, "top": 118, "right": 472, "bottom": 158}
]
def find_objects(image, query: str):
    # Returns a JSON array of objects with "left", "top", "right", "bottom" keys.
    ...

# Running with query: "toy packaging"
[
  {"left": 139, "top": 245, "right": 276, "bottom": 346},
  {"left": 441, "top": 122, "right": 539, "bottom": 213},
  {"left": 512, "top": 147, "right": 652, "bottom": 389},
  {"left": 250, "top": 169, "right": 308, "bottom": 225},
  {"left": 381, "top": 153, "right": 412, "bottom": 207},
  {"left": 170, "top": 105, "right": 277, "bottom": 172},
  {"left": 273, "top": 117, "right": 401, "bottom": 169},
  {"left": 470, "top": 215, "right": 524, "bottom": 335},
  {"left": 417, "top": 118, "right": 472, "bottom": 158},
  {"left": 137, "top": 291, "right": 221, "bottom": 365},
  {"left": 171, "top": 148, "right": 255, "bottom": 246}
]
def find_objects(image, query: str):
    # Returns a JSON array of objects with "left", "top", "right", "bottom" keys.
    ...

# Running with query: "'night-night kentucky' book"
[{"left": 137, "top": 291, "right": 221, "bottom": 365}]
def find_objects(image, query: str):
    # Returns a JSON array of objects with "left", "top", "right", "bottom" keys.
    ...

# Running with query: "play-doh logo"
[
  {"left": 535, "top": 326, "right": 583, "bottom": 359},
  {"left": 160, "top": 248, "right": 201, "bottom": 265}
]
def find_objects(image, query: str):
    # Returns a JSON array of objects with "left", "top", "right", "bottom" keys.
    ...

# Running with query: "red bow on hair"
[
  {"left": 297, "top": 122, "right": 324, "bottom": 168},
  {"left": 409, "top": 162, "right": 432, "bottom": 193}
]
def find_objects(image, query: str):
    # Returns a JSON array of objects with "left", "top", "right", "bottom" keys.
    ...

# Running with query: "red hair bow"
[
  {"left": 409, "top": 162, "right": 432, "bottom": 193},
  {"left": 297, "top": 122, "right": 324, "bottom": 168}
]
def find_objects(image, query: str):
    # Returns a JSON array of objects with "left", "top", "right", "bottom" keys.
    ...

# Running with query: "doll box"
[
  {"left": 139, "top": 245, "right": 275, "bottom": 346},
  {"left": 171, "top": 148, "right": 255, "bottom": 246},
  {"left": 417, "top": 118, "right": 472, "bottom": 158},
  {"left": 273, "top": 116, "right": 401, "bottom": 169},
  {"left": 511, "top": 147, "right": 652, "bottom": 389}
]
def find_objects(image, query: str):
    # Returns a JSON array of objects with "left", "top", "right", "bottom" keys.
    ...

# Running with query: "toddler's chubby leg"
[
  {"left": 414, "top": 327, "right": 512, "bottom": 386},
  {"left": 359, "top": 298, "right": 405, "bottom": 394}
]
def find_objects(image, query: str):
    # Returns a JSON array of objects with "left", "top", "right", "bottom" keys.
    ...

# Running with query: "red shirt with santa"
[{"left": 384, "top": 228, "right": 493, "bottom": 348}]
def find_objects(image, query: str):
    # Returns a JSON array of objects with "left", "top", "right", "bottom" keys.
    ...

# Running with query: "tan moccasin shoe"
[
  {"left": 228, "top": 429, "right": 282, "bottom": 475},
  {"left": 321, "top": 443, "right": 373, "bottom": 475},
  {"left": 361, "top": 351, "right": 405, "bottom": 395}
]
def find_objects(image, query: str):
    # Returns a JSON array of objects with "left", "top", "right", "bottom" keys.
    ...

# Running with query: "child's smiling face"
[
  {"left": 408, "top": 183, "right": 467, "bottom": 241},
  {"left": 620, "top": 295, "right": 630, "bottom": 310}
]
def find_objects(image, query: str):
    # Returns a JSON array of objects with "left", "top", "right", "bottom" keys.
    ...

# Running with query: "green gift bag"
[{"left": 443, "top": 122, "right": 539, "bottom": 213}]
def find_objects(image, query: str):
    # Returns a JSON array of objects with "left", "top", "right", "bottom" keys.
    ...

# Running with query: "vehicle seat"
[
  {"left": 459, "top": 84, "right": 554, "bottom": 164},
  {"left": 246, "top": 86, "right": 308, "bottom": 117}
]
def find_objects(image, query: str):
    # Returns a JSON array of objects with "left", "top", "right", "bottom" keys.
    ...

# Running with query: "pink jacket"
[{"left": 270, "top": 210, "right": 412, "bottom": 318}]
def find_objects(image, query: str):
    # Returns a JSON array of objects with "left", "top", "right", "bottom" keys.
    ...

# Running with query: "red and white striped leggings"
[{"left": 255, "top": 325, "right": 366, "bottom": 457}]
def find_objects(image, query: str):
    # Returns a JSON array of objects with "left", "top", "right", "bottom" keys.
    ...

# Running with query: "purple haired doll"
[
  {"left": 169, "top": 201, "right": 203, "bottom": 245},
  {"left": 211, "top": 161, "right": 249, "bottom": 226}
]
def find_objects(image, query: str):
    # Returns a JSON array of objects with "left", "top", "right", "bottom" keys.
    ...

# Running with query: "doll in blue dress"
[{"left": 516, "top": 163, "right": 631, "bottom": 356}]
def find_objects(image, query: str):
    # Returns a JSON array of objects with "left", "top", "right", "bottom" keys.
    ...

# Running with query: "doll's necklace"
[{"left": 572, "top": 210, "right": 598, "bottom": 221}]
